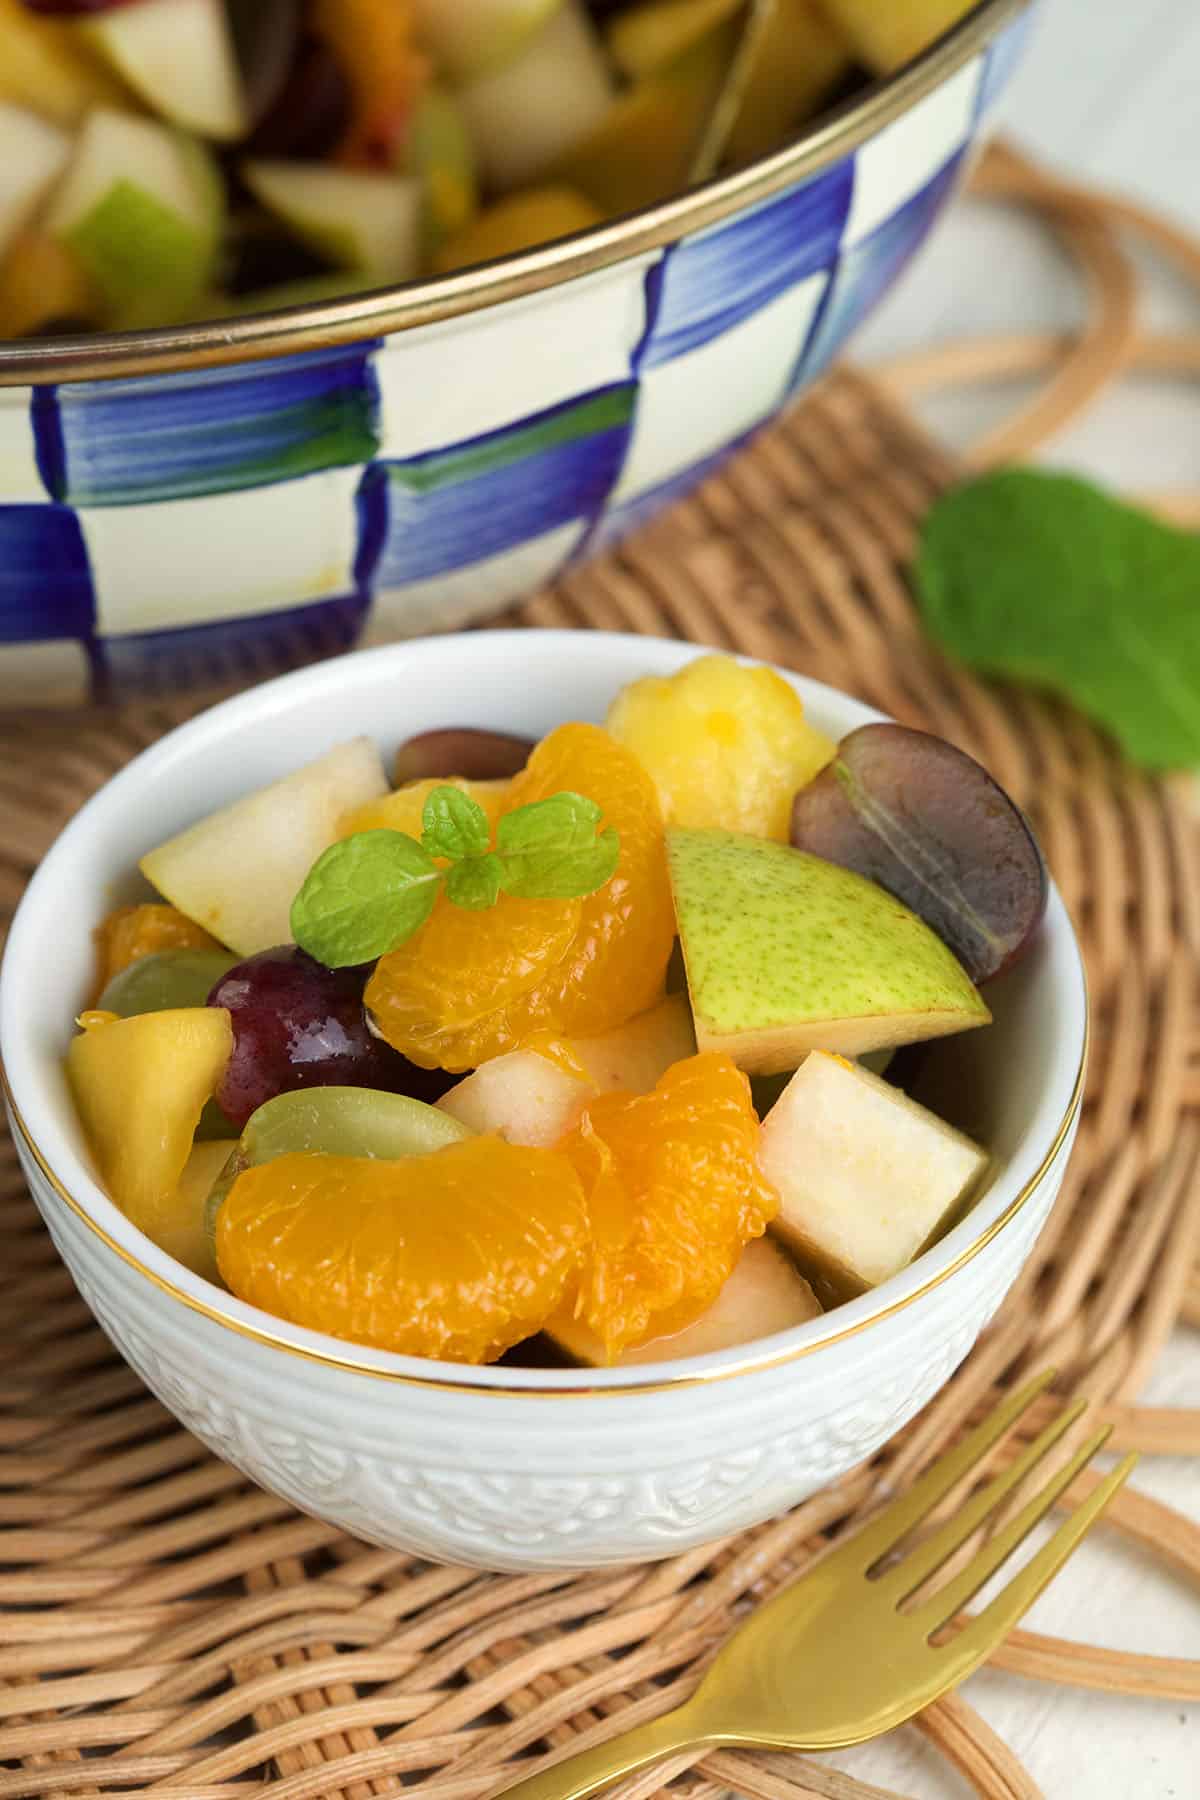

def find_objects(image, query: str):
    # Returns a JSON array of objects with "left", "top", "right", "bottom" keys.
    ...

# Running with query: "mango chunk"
[{"left": 68, "top": 1007, "right": 234, "bottom": 1256}]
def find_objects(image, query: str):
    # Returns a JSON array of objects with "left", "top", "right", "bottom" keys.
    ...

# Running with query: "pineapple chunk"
[
  {"left": 68, "top": 1008, "right": 233, "bottom": 1258},
  {"left": 606, "top": 653, "right": 835, "bottom": 840},
  {"left": 340, "top": 775, "right": 511, "bottom": 842}
]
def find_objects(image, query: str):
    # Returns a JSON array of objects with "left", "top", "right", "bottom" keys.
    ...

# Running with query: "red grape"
[
  {"left": 208, "top": 947, "right": 451, "bottom": 1129},
  {"left": 789, "top": 724, "right": 1047, "bottom": 983}
]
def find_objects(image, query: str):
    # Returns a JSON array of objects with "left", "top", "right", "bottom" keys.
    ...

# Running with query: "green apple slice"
[
  {"left": 548, "top": 1237, "right": 822, "bottom": 1366},
  {"left": 459, "top": 0, "right": 615, "bottom": 193},
  {"left": 140, "top": 738, "right": 389, "bottom": 957},
  {"left": 760, "top": 1051, "right": 991, "bottom": 1301},
  {"left": 667, "top": 827, "right": 990, "bottom": 1073},
  {"left": 0, "top": 101, "right": 71, "bottom": 259},
  {"left": 45, "top": 108, "right": 223, "bottom": 325},
  {"left": 414, "top": 0, "right": 565, "bottom": 84},
  {"left": 82, "top": 0, "right": 248, "bottom": 141},
  {"left": 242, "top": 160, "right": 422, "bottom": 286}
]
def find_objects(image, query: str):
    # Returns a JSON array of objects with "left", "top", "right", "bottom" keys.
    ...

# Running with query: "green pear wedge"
[{"left": 667, "top": 827, "right": 990, "bottom": 1072}]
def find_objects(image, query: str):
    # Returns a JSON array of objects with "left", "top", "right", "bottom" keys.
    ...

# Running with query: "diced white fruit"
[
  {"left": 761, "top": 1051, "right": 990, "bottom": 1300},
  {"left": 46, "top": 108, "right": 221, "bottom": 322},
  {"left": 571, "top": 993, "right": 695, "bottom": 1090},
  {"left": 0, "top": 102, "right": 71, "bottom": 258},
  {"left": 437, "top": 995, "right": 695, "bottom": 1145},
  {"left": 84, "top": 0, "right": 248, "bottom": 141},
  {"left": 439, "top": 1051, "right": 591, "bottom": 1147},
  {"left": 549, "top": 1238, "right": 822, "bottom": 1366},
  {"left": 459, "top": 0, "right": 614, "bottom": 192},
  {"left": 243, "top": 161, "right": 422, "bottom": 285},
  {"left": 414, "top": 0, "right": 564, "bottom": 83},
  {"left": 140, "top": 738, "right": 389, "bottom": 957}
]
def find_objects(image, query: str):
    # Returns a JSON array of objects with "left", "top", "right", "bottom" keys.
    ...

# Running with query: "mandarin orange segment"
[
  {"left": 555, "top": 1052, "right": 781, "bottom": 1360},
  {"left": 93, "top": 902, "right": 223, "bottom": 1000},
  {"left": 366, "top": 894, "right": 581, "bottom": 1070},
  {"left": 216, "top": 1137, "right": 588, "bottom": 1364},
  {"left": 504, "top": 723, "right": 675, "bottom": 1036},
  {"left": 365, "top": 723, "right": 674, "bottom": 1070}
]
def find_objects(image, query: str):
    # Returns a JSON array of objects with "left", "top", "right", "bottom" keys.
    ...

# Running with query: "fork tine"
[
  {"left": 939, "top": 1453, "right": 1138, "bottom": 1667},
  {"left": 886, "top": 1395, "right": 1089, "bottom": 1602},
  {"left": 845, "top": 1369, "right": 1059, "bottom": 1571},
  {"left": 913, "top": 1425, "right": 1115, "bottom": 1635}
]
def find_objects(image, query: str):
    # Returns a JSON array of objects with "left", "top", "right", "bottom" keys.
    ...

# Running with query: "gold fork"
[{"left": 495, "top": 1371, "right": 1135, "bottom": 1800}]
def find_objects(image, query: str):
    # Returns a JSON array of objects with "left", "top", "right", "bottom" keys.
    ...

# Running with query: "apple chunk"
[
  {"left": 548, "top": 1237, "right": 821, "bottom": 1366},
  {"left": 140, "top": 738, "right": 389, "bottom": 956},
  {"left": 437, "top": 994, "right": 694, "bottom": 1145},
  {"left": 760, "top": 1051, "right": 990, "bottom": 1301}
]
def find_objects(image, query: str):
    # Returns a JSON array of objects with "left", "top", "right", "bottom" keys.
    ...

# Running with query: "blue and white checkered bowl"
[{"left": 0, "top": 0, "right": 1032, "bottom": 706}]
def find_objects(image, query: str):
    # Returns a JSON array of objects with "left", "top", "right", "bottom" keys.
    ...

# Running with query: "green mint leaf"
[
  {"left": 495, "top": 791, "right": 602, "bottom": 860},
  {"left": 291, "top": 830, "right": 441, "bottom": 966},
  {"left": 445, "top": 853, "right": 502, "bottom": 910},
  {"left": 915, "top": 469, "right": 1200, "bottom": 770},
  {"left": 421, "top": 784, "right": 491, "bottom": 860},
  {"left": 499, "top": 827, "right": 620, "bottom": 900}
]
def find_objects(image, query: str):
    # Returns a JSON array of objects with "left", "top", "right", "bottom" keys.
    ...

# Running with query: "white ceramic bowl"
[{"left": 0, "top": 632, "right": 1085, "bottom": 1571}]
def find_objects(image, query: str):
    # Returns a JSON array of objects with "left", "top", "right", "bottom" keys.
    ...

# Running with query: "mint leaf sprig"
[{"left": 291, "top": 785, "right": 619, "bottom": 968}]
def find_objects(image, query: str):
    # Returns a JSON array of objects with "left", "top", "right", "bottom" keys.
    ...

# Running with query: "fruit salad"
[
  {"left": 66, "top": 654, "right": 1047, "bottom": 1367},
  {"left": 0, "top": 0, "right": 977, "bottom": 338}
]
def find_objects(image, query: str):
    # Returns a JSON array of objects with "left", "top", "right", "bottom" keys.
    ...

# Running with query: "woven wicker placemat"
[{"left": 2, "top": 152, "right": 1199, "bottom": 1799}]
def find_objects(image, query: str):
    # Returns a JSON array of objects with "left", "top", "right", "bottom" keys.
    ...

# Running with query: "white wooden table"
[{"left": 834, "top": 4, "right": 1200, "bottom": 1790}]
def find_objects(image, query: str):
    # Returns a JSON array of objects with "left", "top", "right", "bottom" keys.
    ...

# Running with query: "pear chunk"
[
  {"left": 140, "top": 738, "right": 389, "bottom": 956},
  {"left": 438, "top": 994, "right": 695, "bottom": 1145},
  {"left": 761, "top": 1051, "right": 990, "bottom": 1301},
  {"left": 667, "top": 828, "right": 989, "bottom": 1073},
  {"left": 548, "top": 1237, "right": 821, "bottom": 1366}
]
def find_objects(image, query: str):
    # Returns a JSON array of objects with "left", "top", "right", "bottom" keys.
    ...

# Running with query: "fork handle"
[{"left": 494, "top": 1700, "right": 710, "bottom": 1800}]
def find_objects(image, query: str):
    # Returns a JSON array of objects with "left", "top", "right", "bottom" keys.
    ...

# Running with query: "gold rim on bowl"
[
  {"left": 0, "top": 0, "right": 1029, "bottom": 386},
  {"left": 2, "top": 1006, "right": 1086, "bottom": 1397}
]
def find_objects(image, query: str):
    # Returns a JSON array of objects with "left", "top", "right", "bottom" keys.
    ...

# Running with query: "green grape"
[
  {"left": 204, "top": 1085, "right": 472, "bottom": 1244},
  {"left": 97, "top": 948, "right": 238, "bottom": 1016}
]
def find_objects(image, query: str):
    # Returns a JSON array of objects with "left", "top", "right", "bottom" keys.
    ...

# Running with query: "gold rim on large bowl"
[{"left": 0, "top": 0, "right": 1029, "bottom": 386}]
